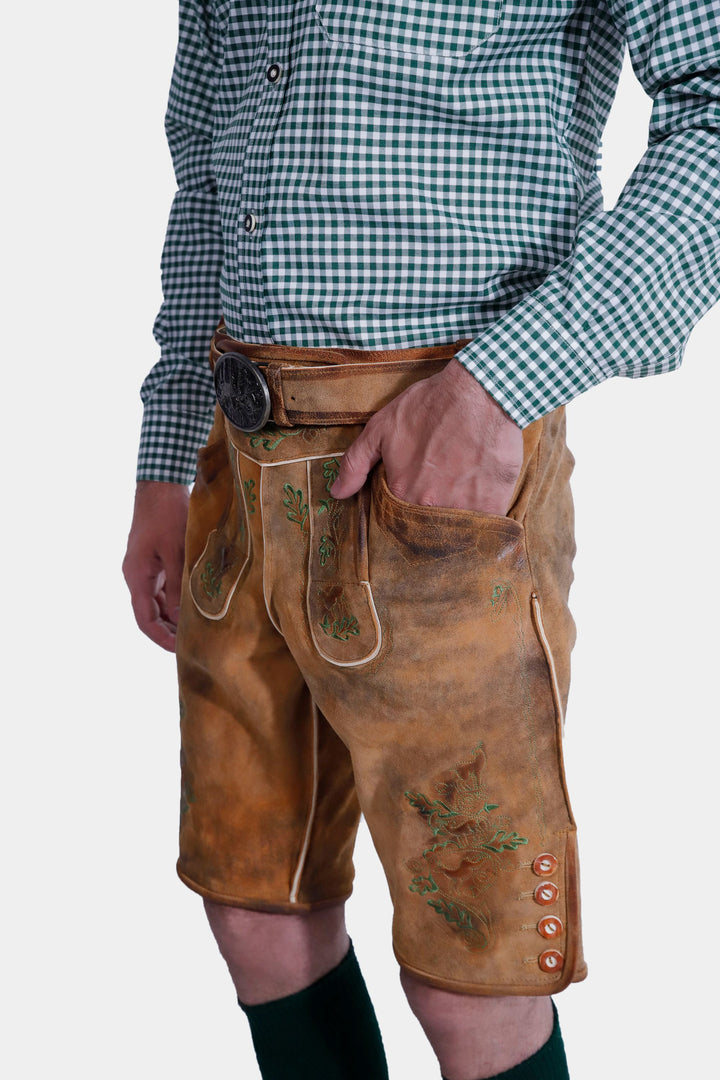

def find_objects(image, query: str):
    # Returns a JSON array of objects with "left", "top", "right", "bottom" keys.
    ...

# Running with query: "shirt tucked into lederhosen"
[{"left": 138, "top": 0, "right": 720, "bottom": 483}]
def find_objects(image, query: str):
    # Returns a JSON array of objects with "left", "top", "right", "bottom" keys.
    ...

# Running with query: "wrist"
[
  {"left": 444, "top": 358, "right": 519, "bottom": 426},
  {"left": 134, "top": 480, "right": 190, "bottom": 509}
]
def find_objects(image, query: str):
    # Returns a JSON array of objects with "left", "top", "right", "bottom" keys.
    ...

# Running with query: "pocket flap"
[{"left": 189, "top": 449, "right": 251, "bottom": 620}]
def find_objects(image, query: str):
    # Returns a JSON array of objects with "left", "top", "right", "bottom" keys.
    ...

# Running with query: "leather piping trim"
[
  {"left": 289, "top": 700, "right": 320, "bottom": 903},
  {"left": 235, "top": 450, "right": 348, "bottom": 468},
  {"left": 530, "top": 593, "right": 565, "bottom": 734},
  {"left": 188, "top": 465, "right": 252, "bottom": 621},
  {"left": 258, "top": 464, "right": 283, "bottom": 634}
]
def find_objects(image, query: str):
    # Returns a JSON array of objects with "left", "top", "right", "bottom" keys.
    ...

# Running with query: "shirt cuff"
[
  {"left": 454, "top": 291, "right": 615, "bottom": 427},
  {"left": 136, "top": 406, "right": 215, "bottom": 485}
]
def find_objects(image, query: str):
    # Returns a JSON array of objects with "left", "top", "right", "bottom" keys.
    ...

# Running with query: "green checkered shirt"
[{"left": 138, "top": 0, "right": 720, "bottom": 483}]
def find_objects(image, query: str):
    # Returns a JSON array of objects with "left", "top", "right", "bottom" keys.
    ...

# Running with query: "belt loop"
[{"left": 264, "top": 365, "right": 290, "bottom": 426}]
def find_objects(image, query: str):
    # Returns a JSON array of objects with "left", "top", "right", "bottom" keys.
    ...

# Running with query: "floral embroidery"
[
  {"left": 320, "top": 612, "right": 360, "bottom": 640},
  {"left": 405, "top": 744, "right": 528, "bottom": 951},
  {"left": 318, "top": 534, "right": 337, "bottom": 566},
  {"left": 490, "top": 581, "right": 512, "bottom": 621},
  {"left": 282, "top": 483, "right": 309, "bottom": 531},
  {"left": 321, "top": 457, "right": 341, "bottom": 490},
  {"left": 200, "top": 560, "right": 223, "bottom": 599},
  {"left": 318, "top": 587, "right": 361, "bottom": 640},
  {"left": 316, "top": 458, "right": 344, "bottom": 569},
  {"left": 243, "top": 477, "right": 257, "bottom": 513},
  {"left": 248, "top": 423, "right": 303, "bottom": 452}
]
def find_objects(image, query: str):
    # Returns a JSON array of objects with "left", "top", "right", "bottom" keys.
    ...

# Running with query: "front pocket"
[
  {"left": 372, "top": 465, "right": 525, "bottom": 562},
  {"left": 188, "top": 443, "right": 252, "bottom": 620},
  {"left": 314, "top": 0, "right": 504, "bottom": 58}
]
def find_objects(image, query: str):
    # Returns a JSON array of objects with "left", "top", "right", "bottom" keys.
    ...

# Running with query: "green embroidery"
[
  {"left": 316, "top": 458, "right": 344, "bottom": 568},
  {"left": 322, "top": 457, "right": 341, "bottom": 491},
  {"left": 490, "top": 582, "right": 511, "bottom": 620},
  {"left": 243, "top": 477, "right": 257, "bottom": 513},
  {"left": 409, "top": 874, "right": 438, "bottom": 896},
  {"left": 248, "top": 423, "right": 302, "bottom": 452},
  {"left": 426, "top": 898, "right": 491, "bottom": 950},
  {"left": 404, "top": 744, "right": 528, "bottom": 952},
  {"left": 320, "top": 612, "right": 360, "bottom": 640},
  {"left": 282, "top": 483, "right": 309, "bottom": 531},
  {"left": 200, "top": 560, "right": 223, "bottom": 599},
  {"left": 318, "top": 534, "right": 336, "bottom": 566}
]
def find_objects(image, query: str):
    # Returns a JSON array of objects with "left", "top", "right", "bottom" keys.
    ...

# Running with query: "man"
[{"left": 123, "top": 2, "right": 720, "bottom": 1078}]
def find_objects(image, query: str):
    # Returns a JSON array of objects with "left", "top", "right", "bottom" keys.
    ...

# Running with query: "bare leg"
[
  {"left": 401, "top": 970, "right": 554, "bottom": 1080},
  {"left": 203, "top": 898, "right": 349, "bottom": 1004}
]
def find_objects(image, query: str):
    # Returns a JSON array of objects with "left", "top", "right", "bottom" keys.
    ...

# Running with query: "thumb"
[{"left": 331, "top": 423, "right": 382, "bottom": 499}]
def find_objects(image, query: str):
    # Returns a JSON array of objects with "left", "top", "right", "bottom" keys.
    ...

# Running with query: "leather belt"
[{"left": 210, "top": 326, "right": 473, "bottom": 430}]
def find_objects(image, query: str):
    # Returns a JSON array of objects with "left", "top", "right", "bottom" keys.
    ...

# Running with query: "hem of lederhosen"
[
  {"left": 177, "top": 863, "right": 353, "bottom": 913},
  {"left": 393, "top": 952, "right": 589, "bottom": 997}
]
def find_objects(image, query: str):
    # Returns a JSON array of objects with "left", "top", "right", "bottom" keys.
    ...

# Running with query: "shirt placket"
[{"left": 236, "top": 0, "right": 294, "bottom": 341}]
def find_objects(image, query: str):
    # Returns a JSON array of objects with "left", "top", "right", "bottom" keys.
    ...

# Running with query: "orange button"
[
  {"left": 533, "top": 882, "right": 559, "bottom": 906},
  {"left": 539, "top": 949, "right": 564, "bottom": 974},
  {"left": 537, "top": 915, "right": 564, "bottom": 940},
  {"left": 532, "top": 853, "right": 558, "bottom": 876}
]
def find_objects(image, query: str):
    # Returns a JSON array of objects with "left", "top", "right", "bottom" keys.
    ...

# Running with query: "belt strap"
[{"left": 210, "top": 329, "right": 472, "bottom": 427}]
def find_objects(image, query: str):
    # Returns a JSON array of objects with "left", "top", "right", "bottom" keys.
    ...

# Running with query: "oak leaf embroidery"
[
  {"left": 248, "top": 424, "right": 302, "bottom": 452},
  {"left": 200, "top": 560, "right": 223, "bottom": 599},
  {"left": 318, "top": 534, "right": 337, "bottom": 566},
  {"left": 404, "top": 744, "right": 528, "bottom": 951},
  {"left": 319, "top": 612, "right": 360, "bottom": 641},
  {"left": 282, "top": 483, "right": 309, "bottom": 531}
]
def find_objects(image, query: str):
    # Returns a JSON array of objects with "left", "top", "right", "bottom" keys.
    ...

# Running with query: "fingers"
[
  {"left": 123, "top": 527, "right": 185, "bottom": 653},
  {"left": 123, "top": 481, "right": 190, "bottom": 652},
  {"left": 330, "top": 421, "right": 382, "bottom": 499},
  {"left": 123, "top": 557, "right": 179, "bottom": 653}
]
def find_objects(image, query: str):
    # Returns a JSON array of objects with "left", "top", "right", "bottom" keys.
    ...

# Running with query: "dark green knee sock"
[
  {"left": 442, "top": 1002, "right": 569, "bottom": 1080},
  {"left": 238, "top": 940, "right": 389, "bottom": 1080}
]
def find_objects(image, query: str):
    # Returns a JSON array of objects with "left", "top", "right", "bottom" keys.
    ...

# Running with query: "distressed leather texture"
[{"left": 176, "top": 335, "right": 586, "bottom": 995}]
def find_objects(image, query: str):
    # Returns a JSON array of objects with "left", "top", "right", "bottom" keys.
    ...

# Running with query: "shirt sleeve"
[
  {"left": 455, "top": 0, "right": 720, "bottom": 427},
  {"left": 136, "top": 0, "right": 224, "bottom": 484}
]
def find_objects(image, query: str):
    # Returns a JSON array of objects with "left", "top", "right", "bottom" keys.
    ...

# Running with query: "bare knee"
[
  {"left": 204, "top": 898, "right": 349, "bottom": 1004},
  {"left": 400, "top": 969, "right": 553, "bottom": 1080}
]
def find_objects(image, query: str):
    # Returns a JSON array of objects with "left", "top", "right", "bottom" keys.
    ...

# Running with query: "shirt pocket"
[{"left": 313, "top": 0, "right": 504, "bottom": 58}]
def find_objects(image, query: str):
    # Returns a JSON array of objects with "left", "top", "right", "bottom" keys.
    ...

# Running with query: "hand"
[
  {"left": 122, "top": 481, "right": 190, "bottom": 652},
  {"left": 330, "top": 359, "right": 523, "bottom": 514}
]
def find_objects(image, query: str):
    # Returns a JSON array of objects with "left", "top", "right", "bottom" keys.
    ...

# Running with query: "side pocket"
[
  {"left": 530, "top": 592, "right": 566, "bottom": 735},
  {"left": 305, "top": 456, "right": 382, "bottom": 667},
  {"left": 187, "top": 438, "right": 251, "bottom": 620}
]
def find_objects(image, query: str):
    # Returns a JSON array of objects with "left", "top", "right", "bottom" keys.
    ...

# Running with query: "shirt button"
[
  {"left": 533, "top": 882, "right": 559, "bottom": 906},
  {"left": 537, "top": 915, "right": 564, "bottom": 940},
  {"left": 266, "top": 63, "right": 282, "bottom": 83},
  {"left": 243, "top": 213, "right": 258, "bottom": 234},
  {"left": 532, "top": 853, "right": 558, "bottom": 877},
  {"left": 538, "top": 949, "right": 564, "bottom": 974}
]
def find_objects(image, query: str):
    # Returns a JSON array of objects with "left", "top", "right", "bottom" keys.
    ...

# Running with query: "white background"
[{"left": 3, "top": 3, "right": 718, "bottom": 1076}]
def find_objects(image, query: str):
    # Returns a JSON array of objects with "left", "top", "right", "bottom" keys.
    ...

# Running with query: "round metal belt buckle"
[{"left": 214, "top": 351, "right": 272, "bottom": 433}]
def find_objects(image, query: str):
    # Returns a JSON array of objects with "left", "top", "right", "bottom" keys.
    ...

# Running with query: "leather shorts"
[{"left": 175, "top": 331, "right": 587, "bottom": 996}]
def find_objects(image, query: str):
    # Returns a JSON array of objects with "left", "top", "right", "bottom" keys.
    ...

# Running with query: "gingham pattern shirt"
[{"left": 138, "top": 0, "right": 720, "bottom": 483}]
